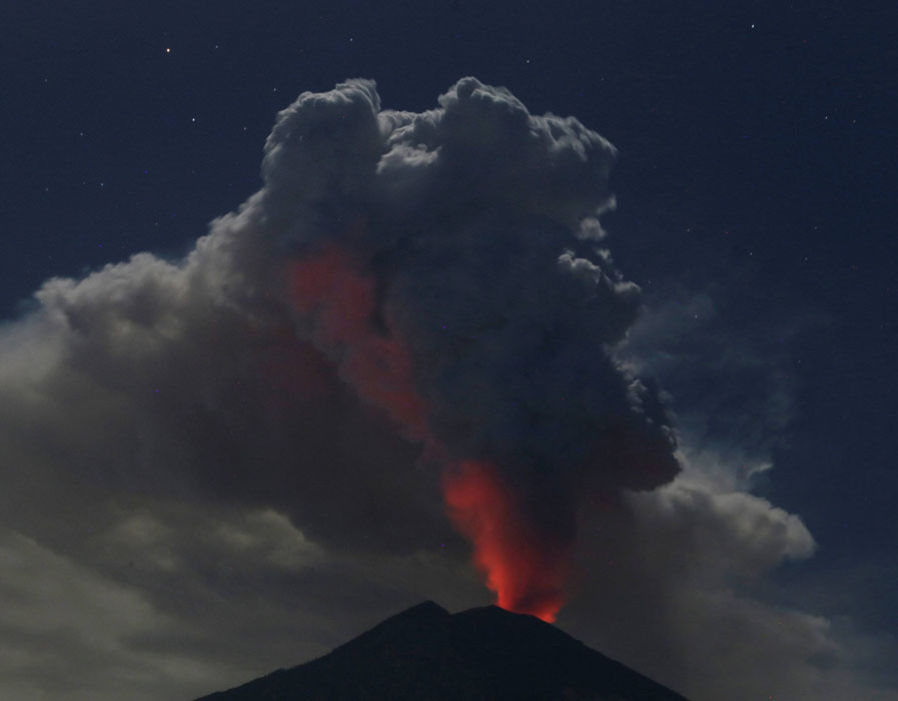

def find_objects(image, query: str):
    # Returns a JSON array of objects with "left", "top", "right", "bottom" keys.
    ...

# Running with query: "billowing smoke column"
[{"left": 272, "top": 78, "right": 680, "bottom": 619}]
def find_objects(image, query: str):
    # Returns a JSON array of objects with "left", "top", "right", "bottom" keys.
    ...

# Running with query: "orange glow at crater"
[{"left": 443, "top": 460, "right": 569, "bottom": 623}]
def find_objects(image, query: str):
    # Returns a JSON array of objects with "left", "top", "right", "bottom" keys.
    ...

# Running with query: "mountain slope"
[{"left": 195, "top": 601, "right": 689, "bottom": 700}]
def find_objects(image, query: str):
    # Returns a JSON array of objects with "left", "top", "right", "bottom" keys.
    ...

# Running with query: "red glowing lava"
[{"left": 443, "top": 460, "right": 569, "bottom": 623}]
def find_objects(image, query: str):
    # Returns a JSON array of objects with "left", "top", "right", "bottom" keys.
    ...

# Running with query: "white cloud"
[{"left": 0, "top": 528, "right": 221, "bottom": 701}]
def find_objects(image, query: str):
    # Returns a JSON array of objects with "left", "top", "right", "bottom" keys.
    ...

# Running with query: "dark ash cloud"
[{"left": 0, "top": 78, "right": 892, "bottom": 700}]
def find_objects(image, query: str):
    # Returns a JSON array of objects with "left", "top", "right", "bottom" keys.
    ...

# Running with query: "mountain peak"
[
  {"left": 385, "top": 599, "right": 449, "bottom": 621},
  {"left": 196, "top": 601, "right": 690, "bottom": 700}
]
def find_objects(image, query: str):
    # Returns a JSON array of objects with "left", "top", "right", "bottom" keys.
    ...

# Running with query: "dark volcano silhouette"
[{"left": 195, "top": 601, "right": 689, "bottom": 700}]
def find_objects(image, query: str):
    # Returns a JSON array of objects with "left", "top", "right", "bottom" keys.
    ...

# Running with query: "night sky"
[{"left": 2, "top": 2, "right": 896, "bottom": 699}]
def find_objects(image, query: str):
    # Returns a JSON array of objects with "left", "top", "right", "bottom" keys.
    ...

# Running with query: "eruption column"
[
  {"left": 288, "top": 247, "right": 574, "bottom": 620},
  {"left": 276, "top": 79, "right": 678, "bottom": 623}
]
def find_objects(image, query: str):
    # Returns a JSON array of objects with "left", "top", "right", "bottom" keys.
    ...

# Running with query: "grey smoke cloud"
[
  {"left": 0, "top": 76, "right": 680, "bottom": 566},
  {"left": 563, "top": 470, "right": 898, "bottom": 701},
  {"left": 270, "top": 77, "right": 679, "bottom": 502},
  {"left": 0, "top": 78, "right": 893, "bottom": 700}
]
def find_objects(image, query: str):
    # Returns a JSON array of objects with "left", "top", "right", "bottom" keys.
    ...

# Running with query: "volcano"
[{"left": 194, "top": 601, "right": 689, "bottom": 700}]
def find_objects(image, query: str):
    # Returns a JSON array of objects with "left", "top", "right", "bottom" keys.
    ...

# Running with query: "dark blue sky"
[{"left": 1, "top": 1, "right": 895, "bottom": 696}]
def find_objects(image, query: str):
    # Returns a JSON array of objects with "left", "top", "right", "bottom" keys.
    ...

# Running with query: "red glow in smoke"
[
  {"left": 287, "top": 246, "right": 427, "bottom": 438},
  {"left": 443, "top": 460, "right": 569, "bottom": 623},
  {"left": 289, "top": 248, "right": 570, "bottom": 620}
]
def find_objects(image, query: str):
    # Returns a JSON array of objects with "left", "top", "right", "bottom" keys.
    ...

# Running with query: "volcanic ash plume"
[{"left": 270, "top": 77, "right": 680, "bottom": 620}]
